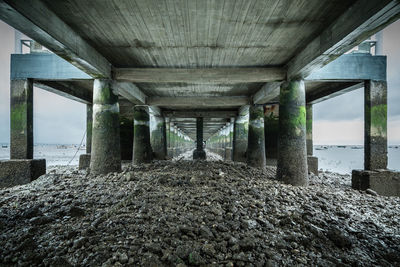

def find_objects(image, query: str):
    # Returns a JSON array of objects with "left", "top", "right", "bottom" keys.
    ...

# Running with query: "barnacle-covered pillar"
[
  {"left": 133, "top": 105, "right": 152, "bottom": 164},
  {"left": 246, "top": 105, "right": 266, "bottom": 168}
]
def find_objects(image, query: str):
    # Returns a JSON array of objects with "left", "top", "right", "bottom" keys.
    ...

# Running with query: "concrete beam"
[
  {"left": 114, "top": 67, "right": 285, "bottom": 84},
  {"left": 164, "top": 110, "right": 238, "bottom": 118},
  {"left": 252, "top": 82, "right": 281, "bottom": 104},
  {"left": 306, "top": 54, "right": 387, "bottom": 82},
  {"left": 35, "top": 81, "right": 92, "bottom": 104},
  {"left": 113, "top": 81, "right": 146, "bottom": 104},
  {"left": 0, "top": 0, "right": 111, "bottom": 78},
  {"left": 148, "top": 96, "right": 249, "bottom": 107},
  {"left": 287, "top": 0, "right": 400, "bottom": 79},
  {"left": 306, "top": 82, "right": 362, "bottom": 104}
]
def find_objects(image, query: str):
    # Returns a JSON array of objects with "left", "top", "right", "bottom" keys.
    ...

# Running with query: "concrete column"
[
  {"left": 150, "top": 114, "right": 167, "bottom": 160},
  {"left": 193, "top": 117, "right": 206, "bottom": 160},
  {"left": 90, "top": 79, "right": 121, "bottom": 174},
  {"left": 233, "top": 113, "right": 248, "bottom": 162},
  {"left": 133, "top": 105, "right": 152, "bottom": 164},
  {"left": 10, "top": 79, "right": 33, "bottom": 159},
  {"left": 277, "top": 80, "right": 308, "bottom": 186},
  {"left": 306, "top": 104, "right": 313, "bottom": 155},
  {"left": 120, "top": 115, "right": 133, "bottom": 160},
  {"left": 364, "top": 80, "right": 387, "bottom": 170},
  {"left": 264, "top": 104, "right": 279, "bottom": 159},
  {"left": 166, "top": 118, "right": 171, "bottom": 157},
  {"left": 247, "top": 105, "right": 266, "bottom": 168},
  {"left": 86, "top": 104, "right": 93, "bottom": 154}
]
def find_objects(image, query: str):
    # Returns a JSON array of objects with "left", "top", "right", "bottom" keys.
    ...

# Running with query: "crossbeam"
[{"left": 148, "top": 96, "right": 248, "bottom": 107}]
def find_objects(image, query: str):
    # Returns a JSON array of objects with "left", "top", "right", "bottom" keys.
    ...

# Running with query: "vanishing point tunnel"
[{"left": 1, "top": 0, "right": 400, "bottom": 196}]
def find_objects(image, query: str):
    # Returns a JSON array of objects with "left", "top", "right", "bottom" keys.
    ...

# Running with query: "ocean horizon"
[{"left": 0, "top": 143, "right": 399, "bottom": 174}]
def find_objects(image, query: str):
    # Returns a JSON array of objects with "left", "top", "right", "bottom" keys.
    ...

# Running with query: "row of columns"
[{"left": 10, "top": 78, "right": 387, "bottom": 186}]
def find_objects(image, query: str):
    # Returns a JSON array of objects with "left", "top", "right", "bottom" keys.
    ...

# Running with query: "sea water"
[{"left": 0, "top": 143, "right": 399, "bottom": 174}]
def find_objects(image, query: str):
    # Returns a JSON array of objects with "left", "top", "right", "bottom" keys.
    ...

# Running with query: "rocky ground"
[{"left": 0, "top": 157, "right": 399, "bottom": 266}]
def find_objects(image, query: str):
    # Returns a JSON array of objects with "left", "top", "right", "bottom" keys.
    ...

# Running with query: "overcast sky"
[{"left": 0, "top": 20, "right": 399, "bottom": 145}]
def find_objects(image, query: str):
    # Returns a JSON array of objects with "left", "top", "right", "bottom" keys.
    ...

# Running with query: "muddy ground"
[{"left": 0, "top": 154, "right": 399, "bottom": 266}]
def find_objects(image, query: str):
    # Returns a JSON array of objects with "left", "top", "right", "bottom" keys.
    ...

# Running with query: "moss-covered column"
[
  {"left": 150, "top": 114, "right": 167, "bottom": 160},
  {"left": 233, "top": 111, "right": 249, "bottom": 162},
  {"left": 277, "top": 80, "right": 308, "bottom": 186},
  {"left": 264, "top": 104, "right": 279, "bottom": 159},
  {"left": 86, "top": 104, "right": 93, "bottom": 154},
  {"left": 90, "top": 79, "right": 121, "bottom": 174},
  {"left": 193, "top": 117, "right": 206, "bottom": 160},
  {"left": 166, "top": 118, "right": 171, "bottom": 156},
  {"left": 133, "top": 105, "right": 152, "bottom": 164},
  {"left": 10, "top": 79, "right": 33, "bottom": 159},
  {"left": 120, "top": 115, "right": 133, "bottom": 160},
  {"left": 247, "top": 105, "right": 266, "bottom": 168},
  {"left": 364, "top": 80, "right": 387, "bottom": 170},
  {"left": 306, "top": 104, "right": 313, "bottom": 156}
]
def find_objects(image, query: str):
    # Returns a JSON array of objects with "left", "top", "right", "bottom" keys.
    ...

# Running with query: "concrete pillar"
[
  {"left": 90, "top": 79, "right": 121, "bottom": 174},
  {"left": 86, "top": 104, "right": 93, "bottom": 154},
  {"left": 10, "top": 79, "right": 33, "bottom": 159},
  {"left": 166, "top": 118, "right": 170, "bottom": 156},
  {"left": 264, "top": 104, "right": 279, "bottom": 159},
  {"left": 233, "top": 112, "right": 248, "bottom": 162},
  {"left": 306, "top": 104, "right": 313, "bottom": 155},
  {"left": 193, "top": 117, "right": 206, "bottom": 160},
  {"left": 247, "top": 105, "right": 266, "bottom": 168},
  {"left": 150, "top": 114, "right": 167, "bottom": 160},
  {"left": 364, "top": 80, "right": 387, "bottom": 170},
  {"left": 120, "top": 116, "right": 133, "bottom": 160},
  {"left": 133, "top": 105, "right": 152, "bottom": 164},
  {"left": 277, "top": 80, "right": 308, "bottom": 186}
]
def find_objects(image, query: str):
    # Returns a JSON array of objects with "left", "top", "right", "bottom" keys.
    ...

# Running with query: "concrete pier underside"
[{"left": 0, "top": 0, "right": 398, "bottom": 193}]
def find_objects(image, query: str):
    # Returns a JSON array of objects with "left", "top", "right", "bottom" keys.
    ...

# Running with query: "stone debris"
[{"left": 0, "top": 160, "right": 399, "bottom": 266}]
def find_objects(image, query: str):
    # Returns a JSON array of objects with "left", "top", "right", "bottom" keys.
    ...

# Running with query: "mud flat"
[{"left": 0, "top": 161, "right": 399, "bottom": 266}]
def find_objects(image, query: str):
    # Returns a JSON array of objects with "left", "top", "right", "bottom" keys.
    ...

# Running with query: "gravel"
[{"left": 0, "top": 160, "right": 399, "bottom": 266}]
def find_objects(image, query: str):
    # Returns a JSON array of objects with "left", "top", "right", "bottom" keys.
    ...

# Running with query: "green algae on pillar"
[
  {"left": 10, "top": 79, "right": 33, "bottom": 159},
  {"left": 90, "top": 79, "right": 121, "bottom": 174},
  {"left": 247, "top": 105, "right": 266, "bottom": 168},
  {"left": 150, "top": 114, "right": 167, "bottom": 160},
  {"left": 264, "top": 104, "right": 279, "bottom": 159},
  {"left": 277, "top": 80, "right": 308, "bottom": 186},
  {"left": 365, "top": 80, "right": 387, "bottom": 170},
  {"left": 193, "top": 117, "right": 206, "bottom": 160},
  {"left": 133, "top": 106, "right": 153, "bottom": 164}
]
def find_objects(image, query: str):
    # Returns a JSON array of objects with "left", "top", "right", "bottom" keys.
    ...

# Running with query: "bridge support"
[
  {"left": 247, "top": 105, "right": 266, "bottom": 168},
  {"left": 277, "top": 80, "right": 308, "bottom": 186},
  {"left": 264, "top": 104, "right": 279, "bottom": 160},
  {"left": 306, "top": 104, "right": 318, "bottom": 174},
  {"left": 232, "top": 113, "right": 248, "bottom": 162},
  {"left": 193, "top": 117, "right": 206, "bottom": 160},
  {"left": 79, "top": 104, "right": 93, "bottom": 169},
  {"left": 151, "top": 114, "right": 167, "bottom": 160},
  {"left": 10, "top": 79, "right": 33, "bottom": 159},
  {"left": 90, "top": 79, "right": 121, "bottom": 174},
  {"left": 133, "top": 106, "right": 152, "bottom": 164},
  {"left": 120, "top": 115, "right": 134, "bottom": 160}
]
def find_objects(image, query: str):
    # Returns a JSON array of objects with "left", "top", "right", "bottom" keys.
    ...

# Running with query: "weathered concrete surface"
[
  {"left": 0, "top": 159, "right": 45, "bottom": 188},
  {"left": 307, "top": 156, "right": 319, "bottom": 175},
  {"left": 225, "top": 147, "right": 232, "bottom": 161},
  {"left": 232, "top": 110, "right": 248, "bottom": 162},
  {"left": 120, "top": 116, "right": 133, "bottom": 160},
  {"left": 277, "top": 80, "right": 308, "bottom": 186},
  {"left": 150, "top": 115, "right": 167, "bottom": 160},
  {"left": 247, "top": 105, "right": 266, "bottom": 168},
  {"left": 86, "top": 104, "right": 92, "bottom": 154},
  {"left": 10, "top": 79, "right": 33, "bottom": 159},
  {"left": 352, "top": 169, "right": 400, "bottom": 197},
  {"left": 306, "top": 104, "right": 313, "bottom": 156},
  {"left": 133, "top": 106, "right": 153, "bottom": 164},
  {"left": 264, "top": 104, "right": 279, "bottom": 159},
  {"left": 364, "top": 80, "right": 387, "bottom": 170},
  {"left": 79, "top": 154, "right": 91, "bottom": 170},
  {"left": 193, "top": 118, "right": 206, "bottom": 160},
  {"left": 90, "top": 79, "right": 121, "bottom": 174}
]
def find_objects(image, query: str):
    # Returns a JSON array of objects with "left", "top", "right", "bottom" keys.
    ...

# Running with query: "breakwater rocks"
[{"left": 0, "top": 161, "right": 399, "bottom": 266}]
